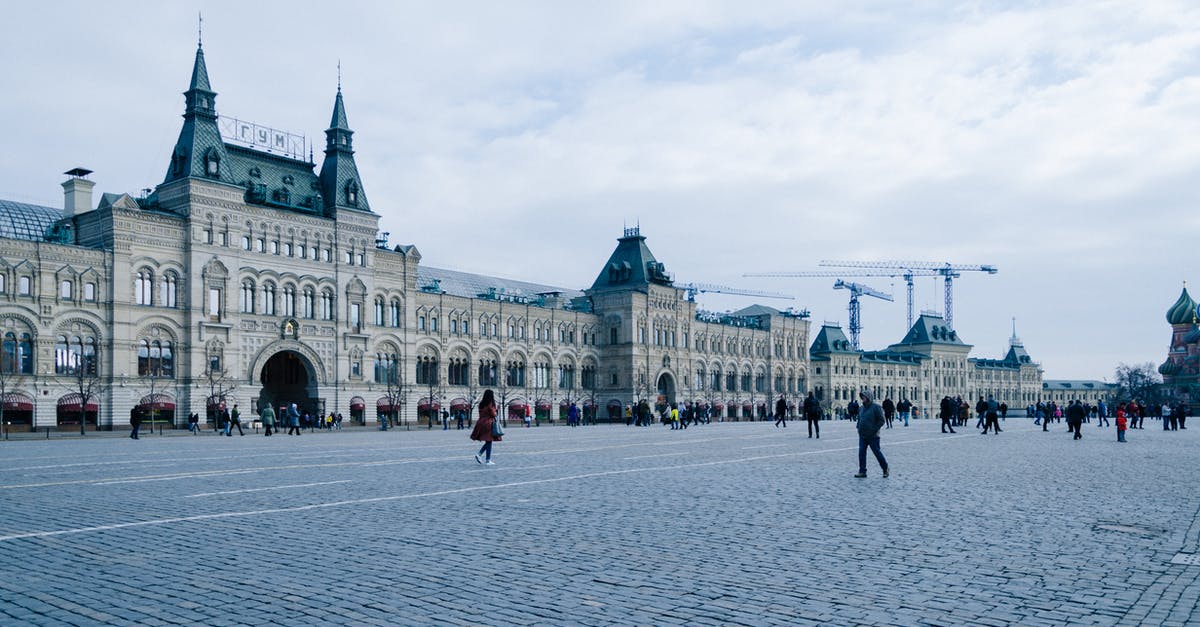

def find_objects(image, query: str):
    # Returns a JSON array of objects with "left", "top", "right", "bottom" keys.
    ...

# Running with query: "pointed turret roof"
[
  {"left": 1166, "top": 284, "right": 1197, "bottom": 325},
  {"left": 161, "top": 44, "right": 229, "bottom": 187},
  {"left": 890, "top": 313, "right": 971, "bottom": 349},
  {"left": 588, "top": 227, "right": 674, "bottom": 292},
  {"left": 810, "top": 323, "right": 859, "bottom": 357},
  {"left": 189, "top": 44, "right": 212, "bottom": 92},
  {"left": 318, "top": 86, "right": 371, "bottom": 214}
]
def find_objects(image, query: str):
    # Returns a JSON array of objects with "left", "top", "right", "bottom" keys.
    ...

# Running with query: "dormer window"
[
  {"left": 345, "top": 181, "right": 358, "bottom": 205},
  {"left": 204, "top": 149, "right": 220, "bottom": 177}
]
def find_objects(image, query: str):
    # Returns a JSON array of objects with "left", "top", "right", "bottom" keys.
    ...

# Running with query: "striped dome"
[{"left": 1167, "top": 286, "right": 1197, "bottom": 325}]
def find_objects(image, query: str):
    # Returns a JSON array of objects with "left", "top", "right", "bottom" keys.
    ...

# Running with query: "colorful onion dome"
[
  {"left": 1167, "top": 285, "right": 1197, "bottom": 325},
  {"left": 1159, "top": 360, "right": 1180, "bottom": 376}
]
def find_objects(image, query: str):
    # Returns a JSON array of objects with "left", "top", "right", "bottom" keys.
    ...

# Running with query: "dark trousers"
[
  {"left": 1071, "top": 420, "right": 1082, "bottom": 439},
  {"left": 230, "top": 420, "right": 244, "bottom": 436},
  {"left": 807, "top": 418, "right": 819, "bottom": 438},
  {"left": 858, "top": 436, "right": 888, "bottom": 473},
  {"left": 288, "top": 425, "right": 300, "bottom": 435},
  {"left": 775, "top": 415, "right": 787, "bottom": 427},
  {"left": 130, "top": 424, "right": 140, "bottom": 439},
  {"left": 983, "top": 415, "right": 1001, "bottom": 434},
  {"left": 941, "top": 416, "right": 956, "bottom": 433},
  {"left": 263, "top": 425, "right": 273, "bottom": 436},
  {"left": 478, "top": 440, "right": 493, "bottom": 460}
]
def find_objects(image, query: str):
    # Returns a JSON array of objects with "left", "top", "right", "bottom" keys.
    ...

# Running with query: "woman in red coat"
[{"left": 471, "top": 389, "right": 501, "bottom": 465}]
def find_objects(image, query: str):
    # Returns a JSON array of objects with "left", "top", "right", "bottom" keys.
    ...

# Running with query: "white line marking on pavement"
[
  {"left": 621, "top": 452, "right": 689, "bottom": 460},
  {"left": 0, "top": 432, "right": 976, "bottom": 543},
  {"left": 462, "top": 464, "right": 556, "bottom": 473},
  {"left": 184, "top": 480, "right": 354, "bottom": 498},
  {"left": 741, "top": 443, "right": 790, "bottom": 450},
  {"left": 94, "top": 470, "right": 261, "bottom": 485}
]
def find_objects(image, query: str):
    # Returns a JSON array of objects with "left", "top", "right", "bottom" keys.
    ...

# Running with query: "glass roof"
[{"left": 0, "top": 199, "right": 61, "bottom": 241}]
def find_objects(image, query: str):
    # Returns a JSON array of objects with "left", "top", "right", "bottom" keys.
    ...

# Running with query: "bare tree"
[
  {"left": 1114, "top": 362, "right": 1162, "bottom": 405},
  {"left": 71, "top": 347, "right": 105, "bottom": 436},
  {"left": 382, "top": 362, "right": 407, "bottom": 429},
  {"left": 204, "top": 366, "right": 238, "bottom": 432}
]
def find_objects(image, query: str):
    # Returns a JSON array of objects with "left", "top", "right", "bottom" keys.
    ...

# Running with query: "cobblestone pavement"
[{"left": 0, "top": 418, "right": 1197, "bottom": 625}]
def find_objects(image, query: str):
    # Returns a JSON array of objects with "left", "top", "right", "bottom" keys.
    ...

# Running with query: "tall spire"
[
  {"left": 318, "top": 77, "right": 369, "bottom": 213},
  {"left": 163, "top": 40, "right": 227, "bottom": 186}
]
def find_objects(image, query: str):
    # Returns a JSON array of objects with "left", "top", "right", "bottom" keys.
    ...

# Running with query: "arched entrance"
[
  {"left": 259, "top": 351, "right": 318, "bottom": 419},
  {"left": 657, "top": 372, "right": 676, "bottom": 406}
]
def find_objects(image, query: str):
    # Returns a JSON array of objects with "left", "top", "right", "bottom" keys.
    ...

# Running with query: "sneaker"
[
  {"left": 854, "top": 472, "right": 867, "bottom": 478},
  {"left": 474, "top": 454, "right": 482, "bottom": 465},
  {"left": 883, "top": 468, "right": 890, "bottom": 478},
  {"left": 485, "top": 460, "right": 495, "bottom": 466}
]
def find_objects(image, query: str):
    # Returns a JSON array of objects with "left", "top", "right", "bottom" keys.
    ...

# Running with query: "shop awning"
[
  {"left": 57, "top": 393, "right": 98, "bottom": 412},
  {"left": 349, "top": 396, "right": 366, "bottom": 411},
  {"left": 137, "top": 393, "right": 175, "bottom": 411},
  {"left": 1, "top": 392, "right": 34, "bottom": 412},
  {"left": 450, "top": 398, "right": 470, "bottom": 411}
]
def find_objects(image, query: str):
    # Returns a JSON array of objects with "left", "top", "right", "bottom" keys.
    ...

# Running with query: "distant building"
[
  {"left": 1040, "top": 380, "right": 1119, "bottom": 406},
  {"left": 809, "top": 315, "right": 1043, "bottom": 416}
]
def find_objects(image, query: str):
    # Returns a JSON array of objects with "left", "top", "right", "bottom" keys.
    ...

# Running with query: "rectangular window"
[
  {"left": 202, "top": 228, "right": 212, "bottom": 244},
  {"left": 256, "top": 238, "right": 265, "bottom": 253},
  {"left": 351, "top": 303, "right": 361, "bottom": 328},
  {"left": 208, "top": 288, "right": 221, "bottom": 318},
  {"left": 284, "top": 243, "right": 293, "bottom": 257},
  {"left": 270, "top": 241, "right": 280, "bottom": 255},
  {"left": 323, "top": 249, "right": 331, "bottom": 262},
  {"left": 431, "top": 317, "right": 438, "bottom": 332},
  {"left": 357, "top": 253, "right": 365, "bottom": 266},
  {"left": 19, "top": 276, "right": 31, "bottom": 295},
  {"left": 242, "top": 236, "right": 251, "bottom": 250},
  {"left": 418, "top": 316, "right": 426, "bottom": 331},
  {"left": 345, "top": 251, "right": 354, "bottom": 264},
  {"left": 298, "top": 245, "right": 306, "bottom": 259},
  {"left": 84, "top": 282, "right": 95, "bottom": 301},
  {"left": 220, "top": 231, "right": 228, "bottom": 246},
  {"left": 60, "top": 280, "right": 72, "bottom": 299}
]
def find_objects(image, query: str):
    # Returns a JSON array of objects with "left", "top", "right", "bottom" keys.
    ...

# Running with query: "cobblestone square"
[{"left": 0, "top": 418, "right": 1197, "bottom": 625}]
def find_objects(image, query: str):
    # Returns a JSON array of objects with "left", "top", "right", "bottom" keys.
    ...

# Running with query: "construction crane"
[
  {"left": 820, "top": 261, "right": 997, "bottom": 330},
  {"left": 747, "top": 269, "right": 929, "bottom": 331},
  {"left": 679, "top": 282, "right": 793, "bottom": 302},
  {"left": 834, "top": 280, "right": 893, "bottom": 350}
]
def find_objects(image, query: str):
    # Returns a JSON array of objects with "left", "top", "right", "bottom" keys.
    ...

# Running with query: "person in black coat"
[
  {"left": 1066, "top": 400, "right": 1086, "bottom": 440},
  {"left": 803, "top": 392, "right": 821, "bottom": 438},
  {"left": 774, "top": 396, "right": 788, "bottom": 428},
  {"left": 939, "top": 396, "right": 956, "bottom": 434},
  {"left": 882, "top": 397, "right": 895, "bottom": 429}
]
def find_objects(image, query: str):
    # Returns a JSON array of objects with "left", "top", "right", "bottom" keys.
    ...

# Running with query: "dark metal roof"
[
  {"left": 416, "top": 266, "right": 584, "bottom": 308},
  {"left": 0, "top": 199, "right": 61, "bottom": 241}
]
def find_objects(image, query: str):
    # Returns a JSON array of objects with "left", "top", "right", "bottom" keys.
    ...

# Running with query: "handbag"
[{"left": 491, "top": 418, "right": 505, "bottom": 438}]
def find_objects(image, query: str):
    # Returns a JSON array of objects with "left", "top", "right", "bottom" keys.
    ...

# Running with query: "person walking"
[
  {"left": 803, "top": 391, "right": 821, "bottom": 438},
  {"left": 882, "top": 397, "right": 895, "bottom": 429},
  {"left": 129, "top": 407, "right": 142, "bottom": 440},
  {"left": 286, "top": 403, "right": 301, "bottom": 436},
  {"left": 975, "top": 397, "right": 988, "bottom": 431},
  {"left": 1116, "top": 407, "right": 1127, "bottom": 443},
  {"left": 854, "top": 390, "right": 889, "bottom": 478},
  {"left": 983, "top": 396, "right": 1002, "bottom": 435},
  {"left": 219, "top": 403, "right": 232, "bottom": 436},
  {"left": 898, "top": 398, "right": 911, "bottom": 427},
  {"left": 1180, "top": 402, "right": 1188, "bottom": 429},
  {"left": 774, "top": 395, "right": 788, "bottom": 428},
  {"left": 1066, "top": 400, "right": 1085, "bottom": 440},
  {"left": 260, "top": 403, "right": 276, "bottom": 436},
  {"left": 187, "top": 412, "right": 200, "bottom": 434},
  {"left": 471, "top": 389, "right": 501, "bottom": 466},
  {"left": 940, "top": 396, "right": 957, "bottom": 434},
  {"left": 229, "top": 404, "right": 245, "bottom": 436}
]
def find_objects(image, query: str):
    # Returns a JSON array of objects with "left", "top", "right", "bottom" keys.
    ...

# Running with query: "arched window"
[
  {"left": 321, "top": 290, "right": 334, "bottom": 320},
  {"left": 262, "top": 283, "right": 276, "bottom": 316},
  {"left": 1, "top": 331, "right": 33, "bottom": 374},
  {"left": 60, "top": 280, "right": 73, "bottom": 300},
  {"left": 478, "top": 359, "right": 497, "bottom": 386},
  {"left": 282, "top": 286, "right": 295, "bottom": 317},
  {"left": 204, "top": 148, "right": 220, "bottom": 177},
  {"left": 56, "top": 333, "right": 98, "bottom": 375},
  {"left": 161, "top": 273, "right": 178, "bottom": 308},
  {"left": 240, "top": 280, "right": 256, "bottom": 313},
  {"left": 301, "top": 288, "right": 314, "bottom": 318},
  {"left": 390, "top": 301, "right": 401, "bottom": 327},
  {"left": 374, "top": 298, "right": 385, "bottom": 326},
  {"left": 416, "top": 355, "right": 438, "bottom": 385},
  {"left": 135, "top": 271, "right": 153, "bottom": 305},
  {"left": 345, "top": 180, "right": 359, "bottom": 205},
  {"left": 375, "top": 352, "right": 398, "bottom": 384},
  {"left": 137, "top": 340, "right": 172, "bottom": 377}
]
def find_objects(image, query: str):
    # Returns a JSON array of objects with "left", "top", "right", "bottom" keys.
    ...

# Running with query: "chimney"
[{"left": 62, "top": 168, "right": 95, "bottom": 218}]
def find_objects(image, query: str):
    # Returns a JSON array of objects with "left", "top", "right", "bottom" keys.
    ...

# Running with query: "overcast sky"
[{"left": 1, "top": 1, "right": 1197, "bottom": 382}]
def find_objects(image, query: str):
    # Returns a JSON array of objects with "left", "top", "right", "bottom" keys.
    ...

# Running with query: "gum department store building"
[{"left": 0, "top": 45, "right": 1052, "bottom": 431}]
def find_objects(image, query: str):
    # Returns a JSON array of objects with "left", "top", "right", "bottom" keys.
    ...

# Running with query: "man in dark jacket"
[
  {"left": 939, "top": 396, "right": 956, "bottom": 434},
  {"left": 983, "top": 396, "right": 1002, "bottom": 435},
  {"left": 854, "top": 390, "right": 889, "bottom": 478},
  {"left": 803, "top": 392, "right": 821, "bottom": 438},
  {"left": 1066, "top": 400, "right": 1086, "bottom": 440},
  {"left": 882, "top": 397, "right": 895, "bottom": 429},
  {"left": 774, "top": 395, "right": 788, "bottom": 428}
]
